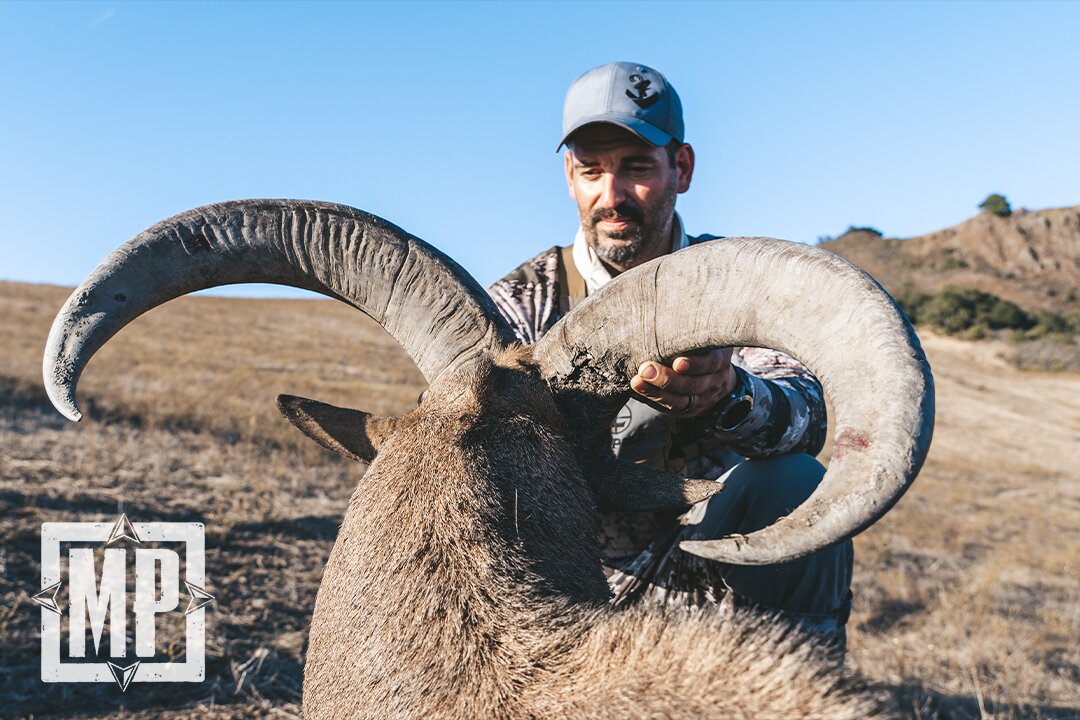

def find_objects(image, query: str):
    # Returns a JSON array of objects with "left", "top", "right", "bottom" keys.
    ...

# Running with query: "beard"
[
  {"left": 581, "top": 183, "right": 677, "bottom": 268},
  {"left": 586, "top": 201, "right": 647, "bottom": 265}
]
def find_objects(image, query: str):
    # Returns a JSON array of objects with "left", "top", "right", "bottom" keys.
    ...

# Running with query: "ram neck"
[{"left": 302, "top": 426, "right": 608, "bottom": 717}]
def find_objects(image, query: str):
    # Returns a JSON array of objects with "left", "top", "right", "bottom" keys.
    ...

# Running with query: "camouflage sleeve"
[
  {"left": 673, "top": 347, "right": 827, "bottom": 459},
  {"left": 489, "top": 238, "right": 827, "bottom": 460},
  {"left": 486, "top": 247, "right": 562, "bottom": 345}
]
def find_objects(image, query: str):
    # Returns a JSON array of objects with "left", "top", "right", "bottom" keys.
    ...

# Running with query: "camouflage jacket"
[{"left": 487, "top": 234, "right": 828, "bottom": 559}]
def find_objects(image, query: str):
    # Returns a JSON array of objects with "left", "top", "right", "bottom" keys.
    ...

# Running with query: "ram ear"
[
  {"left": 276, "top": 394, "right": 396, "bottom": 464},
  {"left": 590, "top": 457, "right": 724, "bottom": 513}
]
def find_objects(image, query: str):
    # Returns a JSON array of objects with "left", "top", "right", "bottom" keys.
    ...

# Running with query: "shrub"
[
  {"left": 979, "top": 193, "right": 1012, "bottom": 217},
  {"left": 962, "top": 323, "right": 989, "bottom": 341},
  {"left": 903, "top": 286, "right": 1033, "bottom": 333},
  {"left": 1031, "top": 311, "right": 1069, "bottom": 335},
  {"left": 916, "top": 288, "right": 981, "bottom": 334},
  {"left": 986, "top": 298, "right": 1030, "bottom": 329},
  {"left": 896, "top": 285, "right": 1077, "bottom": 341},
  {"left": 895, "top": 292, "right": 933, "bottom": 325},
  {"left": 844, "top": 226, "right": 883, "bottom": 237}
]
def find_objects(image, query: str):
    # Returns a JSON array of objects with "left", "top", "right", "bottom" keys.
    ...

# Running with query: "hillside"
[
  {"left": 1, "top": 280, "right": 1078, "bottom": 719},
  {"left": 824, "top": 204, "right": 1080, "bottom": 315}
]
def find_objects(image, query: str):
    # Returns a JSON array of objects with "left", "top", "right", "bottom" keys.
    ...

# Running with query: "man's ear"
[
  {"left": 589, "top": 456, "right": 724, "bottom": 513},
  {"left": 675, "top": 142, "right": 695, "bottom": 194},
  {"left": 276, "top": 394, "right": 395, "bottom": 464},
  {"left": 564, "top": 150, "right": 577, "bottom": 200}
]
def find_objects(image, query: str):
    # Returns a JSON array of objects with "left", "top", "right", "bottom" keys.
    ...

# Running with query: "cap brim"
[{"left": 557, "top": 115, "right": 673, "bottom": 152}]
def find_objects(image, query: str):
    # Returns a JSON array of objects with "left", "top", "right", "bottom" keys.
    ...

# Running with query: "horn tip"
[
  {"left": 43, "top": 371, "right": 82, "bottom": 422},
  {"left": 50, "top": 393, "right": 83, "bottom": 423},
  {"left": 678, "top": 538, "right": 791, "bottom": 566}
]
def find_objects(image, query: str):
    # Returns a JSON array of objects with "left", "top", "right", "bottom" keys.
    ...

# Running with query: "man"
[{"left": 488, "top": 62, "right": 852, "bottom": 647}]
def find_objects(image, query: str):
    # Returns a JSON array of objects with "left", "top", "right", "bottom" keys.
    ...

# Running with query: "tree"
[
  {"left": 979, "top": 193, "right": 1012, "bottom": 217},
  {"left": 844, "top": 226, "right": 883, "bottom": 237}
]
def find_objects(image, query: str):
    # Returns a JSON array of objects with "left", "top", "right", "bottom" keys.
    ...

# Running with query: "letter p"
[{"left": 133, "top": 549, "right": 180, "bottom": 657}]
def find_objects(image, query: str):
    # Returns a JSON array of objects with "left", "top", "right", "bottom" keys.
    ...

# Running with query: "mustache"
[{"left": 591, "top": 202, "right": 644, "bottom": 226}]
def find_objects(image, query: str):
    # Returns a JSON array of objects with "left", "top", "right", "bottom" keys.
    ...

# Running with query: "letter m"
[{"left": 68, "top": 548, "right": 126, "bottom": 658}]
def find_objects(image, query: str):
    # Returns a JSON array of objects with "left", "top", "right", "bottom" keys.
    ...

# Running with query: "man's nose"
[{"left": 596, "top": 173, "right": 627, "bottom": 209}]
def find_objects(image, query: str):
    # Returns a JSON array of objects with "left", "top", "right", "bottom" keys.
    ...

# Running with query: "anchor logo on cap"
[{"left": 625, "top": 73, "right": 661, "bottom": 109}]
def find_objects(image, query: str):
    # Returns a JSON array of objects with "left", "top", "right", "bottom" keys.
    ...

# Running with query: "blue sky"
[{"left": 2, "top": 1, "right": 1077, "bottom": 296}]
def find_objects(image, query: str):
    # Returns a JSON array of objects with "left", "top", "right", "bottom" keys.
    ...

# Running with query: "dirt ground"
[{"left": 1, "top": 282, "right": 1077, "bottom": 719}]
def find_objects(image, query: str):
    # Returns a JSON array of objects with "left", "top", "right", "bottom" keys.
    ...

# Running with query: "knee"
[
  {"left": 695, "top": 454, "right": 826, "bottom": 537},
  {"left": 726, "top": 453, "right": 825, "bottom": 513}
]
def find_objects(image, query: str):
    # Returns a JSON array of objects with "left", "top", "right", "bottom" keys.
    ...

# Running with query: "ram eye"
[{"left": 417, "top": 390, "right": 428, "bottom": 406}]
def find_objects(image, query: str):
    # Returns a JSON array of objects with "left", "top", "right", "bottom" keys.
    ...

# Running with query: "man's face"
[{"left": 565, "top": 124, "right": 694, "bottom": 272}]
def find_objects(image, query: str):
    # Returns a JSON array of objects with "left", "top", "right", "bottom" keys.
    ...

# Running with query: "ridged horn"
[
  {"left": 533, "top": 237, "right": 934, "bottom": 566},
  {"left": 44, "top": 199, "right": 516, "bottom": 421}
]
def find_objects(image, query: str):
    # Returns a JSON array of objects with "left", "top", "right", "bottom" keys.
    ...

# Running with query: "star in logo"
[
  {"left": 107, "top": 661, "right": 140, "bottom": 691},
  {"left": 184, "top": 582, "right": 216, "bottom": 615},
  {"left": 106, "top": 513, "right": 141, "bottom": 545},
  {"left": 32, "top": 581, "right": 63, "bottom": 615}
]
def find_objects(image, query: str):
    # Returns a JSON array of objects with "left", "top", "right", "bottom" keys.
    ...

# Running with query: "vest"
[{"left": 554, "top": 245, "right": 676, "bottom": 470}]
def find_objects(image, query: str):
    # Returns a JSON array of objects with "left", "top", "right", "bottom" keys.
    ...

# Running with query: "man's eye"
[
  {"left": 581, "top": 168, "right": 602, "bottom": 178},
  {"left": 628, "top": 166, "right": 652, "bottom": 174}
]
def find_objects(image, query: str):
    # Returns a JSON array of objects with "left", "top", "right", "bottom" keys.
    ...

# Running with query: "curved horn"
[
  {"left": 44, "top": 199, "right": 516, "bottom": 421},
  {"left": 533, "top": 237, "right": 934, "bottom": 565}
]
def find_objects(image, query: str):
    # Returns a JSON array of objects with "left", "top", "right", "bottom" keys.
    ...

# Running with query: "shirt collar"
[{"left": 572, "top": 212, "right": 688, "bottom": 294}]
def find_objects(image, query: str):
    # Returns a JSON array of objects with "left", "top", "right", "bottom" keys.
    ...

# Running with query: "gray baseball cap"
[{"left": 559, "top": 61, "right": 684, "bottom": 151}]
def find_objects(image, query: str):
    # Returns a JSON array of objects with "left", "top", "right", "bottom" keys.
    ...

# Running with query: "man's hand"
[{"left": 629, "top": 349, "right": 737, "bottom": 417}]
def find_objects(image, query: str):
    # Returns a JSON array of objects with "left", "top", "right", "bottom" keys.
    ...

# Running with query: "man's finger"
[
  {"left": 630, "top": 376, "right": 704, "bottom": 415},
  {"left": 671, "top": 348, "right": 732, "bottom": 376},
  {"left": 636, "top": 365, "right": 715, "bottom": 396}
]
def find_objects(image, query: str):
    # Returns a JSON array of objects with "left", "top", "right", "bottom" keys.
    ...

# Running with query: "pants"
[
  {"left": 604, "top": 454, "right": 853, "bottom": 645},
  {"left": 686, "top": 453, "right": 853, "bottom": 631}
]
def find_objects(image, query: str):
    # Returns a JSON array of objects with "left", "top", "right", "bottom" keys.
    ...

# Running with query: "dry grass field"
[{"left": 1, "top": 280, "right": 1078, "bottom": 719}]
